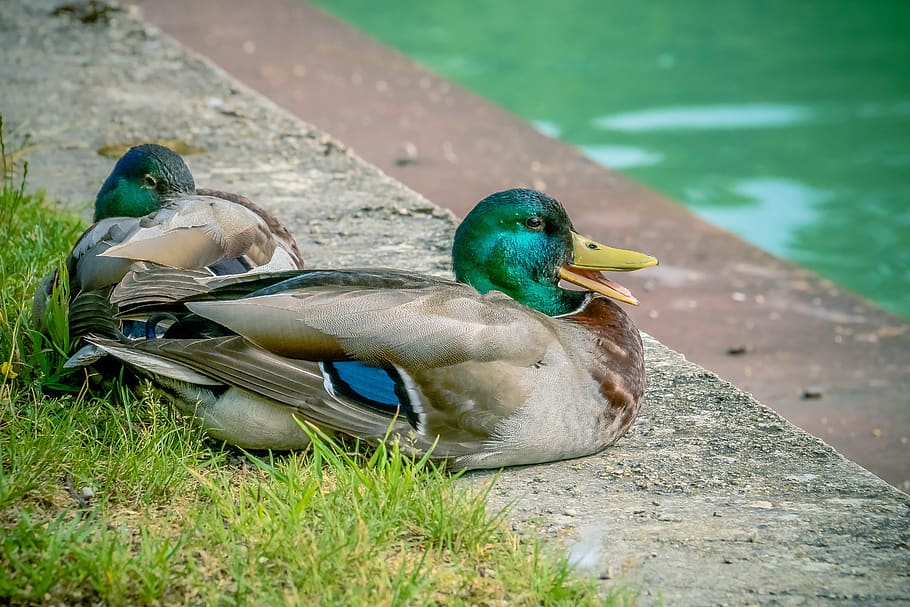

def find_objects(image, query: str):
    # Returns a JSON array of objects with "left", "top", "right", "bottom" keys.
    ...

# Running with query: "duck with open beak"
[{"left": 558, "top": 231, "right": 658, "bottom": 306}]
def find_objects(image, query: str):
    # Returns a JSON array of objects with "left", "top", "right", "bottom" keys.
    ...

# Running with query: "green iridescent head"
[
  {"left": 452, "top": 189, "right": 657, "bottom": 316},
  {"left": 93, "top": 144, "right": 195, "bottom": 221}
]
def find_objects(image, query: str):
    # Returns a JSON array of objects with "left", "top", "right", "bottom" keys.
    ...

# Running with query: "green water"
[{"left": 312, "top": 0, "right": 910, "bottom": 318}]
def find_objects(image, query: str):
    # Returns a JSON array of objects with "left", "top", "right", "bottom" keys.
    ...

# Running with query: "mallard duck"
[
  {"left": 93, "top": 144, "right": 302, "bottom": 264},
  {"left": 33, "top": 143, "right": 304, "bottom": 341},
  {"left": 83, "top": 189, "right": 657, "bottom": 469}
]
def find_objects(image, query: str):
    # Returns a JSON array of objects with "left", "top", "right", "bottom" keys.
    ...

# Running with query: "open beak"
[{"left": 558, "top": 232, "right": 658, "bottom": 305}]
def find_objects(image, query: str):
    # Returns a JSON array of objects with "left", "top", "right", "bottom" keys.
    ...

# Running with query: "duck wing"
[
  {"left": 33, "top": 217, "right": 141, "bottom": 338},
  {"left": 109, "top": 266, "right": 455, "bottom": 315},
  {"left": 183, "top": 278, "right": 554, "bottom": 368},
  {"left": 86, "top": 334, "right": 478, "bottom": 458},
  {"left": 196, "top": 187, "right": 303, "bottom": 268},
  {"left": 100, "top": 195, "right": 302, "bottom": 273}
]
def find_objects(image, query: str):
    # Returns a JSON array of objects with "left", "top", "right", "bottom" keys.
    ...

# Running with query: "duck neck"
[
  {"left": 94, "top": 178, "right": 158, "bottom": 221},
  {"left": 466, "top": 270, "right": 588, "bottom": 317}
]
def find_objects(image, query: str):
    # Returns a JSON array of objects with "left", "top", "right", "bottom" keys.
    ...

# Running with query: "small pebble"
[
  {"left": 801, "top": 387, "right": 824, "bottom": 400},
  {"left": 395, "top": 142, "right": 419, "bottom": 166},
  {"left": 80, "top": 486, "right": 94, "bottom": 500}
]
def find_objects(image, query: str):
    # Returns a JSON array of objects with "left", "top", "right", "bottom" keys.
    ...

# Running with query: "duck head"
[
  {"left": 452, "top": 188, "right": 657, "bottom": 316},
  {"left": 94, "top": 144, "right": 195, "bottom": 221}
]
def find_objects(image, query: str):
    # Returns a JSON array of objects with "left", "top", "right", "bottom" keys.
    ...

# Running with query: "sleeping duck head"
[{"left": 94, "top": 144, "right": 196, "bottom": 221}]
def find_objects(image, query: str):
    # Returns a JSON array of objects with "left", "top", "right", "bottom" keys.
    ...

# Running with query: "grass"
[{"left": 0, "top": 123, "right": 630, "bottom": 606}]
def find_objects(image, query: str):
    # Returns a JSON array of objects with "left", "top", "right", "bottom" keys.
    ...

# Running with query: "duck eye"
[
  {"left": 143, "top": 174, "right": 158, "bottom": 189},
  {"left": 524, "top": 216, "right": 543, "bottom": 231}
]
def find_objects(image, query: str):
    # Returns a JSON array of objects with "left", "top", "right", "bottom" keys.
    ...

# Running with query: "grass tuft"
[{"left": 0, "top": 118, "right": 630, "bottom": 605}]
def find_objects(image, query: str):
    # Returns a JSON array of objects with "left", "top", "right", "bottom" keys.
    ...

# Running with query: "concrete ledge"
[{"left": 2, "top": 2, "right": 907, "bottom": 604}]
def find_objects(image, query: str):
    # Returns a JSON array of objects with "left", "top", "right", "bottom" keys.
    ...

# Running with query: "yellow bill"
[{"left": 558, "top": 231, "right": 658, "bottom": 305}]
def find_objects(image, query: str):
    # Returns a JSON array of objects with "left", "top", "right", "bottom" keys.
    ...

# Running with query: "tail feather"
[
  {"left": 111, "top": 266, "right": 302, "bottom": 315},
  {"left": 68, "top": 288, "right": 120, "bottom": 340}
]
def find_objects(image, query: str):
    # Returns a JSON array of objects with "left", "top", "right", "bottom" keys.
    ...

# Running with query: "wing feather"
[
  {"left": 186, "top": 286, "right": 554, "bottom": 368},
  {"left": 100, "top": 196, "right": 296, "bottom": 271},
  {"left": 87, "top": 336, "right": 480, "bottom": 457}
]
